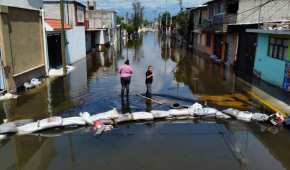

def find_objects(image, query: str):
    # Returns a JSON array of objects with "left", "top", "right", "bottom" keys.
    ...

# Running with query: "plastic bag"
[{"left": 132, "top": 112, "right": 154, "bottom": 121}]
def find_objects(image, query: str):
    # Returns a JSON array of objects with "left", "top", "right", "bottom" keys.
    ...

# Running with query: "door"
[
  {"left": 236, "top": 32, "right": 257, "bottom": 75},
  {"left": 214, "top": 34, "right": 222, "bottom": 59},
  {"left": 47, "top": 34, "right": 62, "bottom": 69}
]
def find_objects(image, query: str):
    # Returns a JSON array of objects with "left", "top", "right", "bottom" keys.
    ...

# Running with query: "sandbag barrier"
[{"left": 0, "top": 103, "right": 287, "bottom": 140}]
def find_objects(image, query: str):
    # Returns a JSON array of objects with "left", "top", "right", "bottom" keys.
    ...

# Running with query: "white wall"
[
  {"left": 66, "top": 26, "right": 86, "bottom": 64},
  {"left": 237, "top": 0, "right": 290, "bottom": 24},
  {"left": 0, "top": 0, "right": 43, "bottom": 10}
]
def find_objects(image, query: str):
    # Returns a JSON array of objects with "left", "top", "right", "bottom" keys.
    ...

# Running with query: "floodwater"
[{"left": 0, "top": 32, "right": 290, "bottom": 170}]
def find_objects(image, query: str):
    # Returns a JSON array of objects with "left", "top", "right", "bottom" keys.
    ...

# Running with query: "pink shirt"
[{"left": 119, "top": 64, "right": 133, "bottom": 77}]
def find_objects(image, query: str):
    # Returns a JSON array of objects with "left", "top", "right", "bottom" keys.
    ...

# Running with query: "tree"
[
  {"left": 132, "top": 1, "right": 144, "bottom": 31},
  {"left": 175, "top": 10, "right": 189, "bottom": 37},
  {"left": 161, "top": 11, "right": 171, "bottom": 31}
]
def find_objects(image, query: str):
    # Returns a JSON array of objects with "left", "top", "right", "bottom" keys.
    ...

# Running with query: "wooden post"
[{"left": 60, "top": 0, "right": 67, "bottom": 74}]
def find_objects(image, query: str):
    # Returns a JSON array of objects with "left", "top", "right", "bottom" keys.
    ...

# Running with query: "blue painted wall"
[{"left": 254, "top": 34, "right": 286, "bottom": 88}]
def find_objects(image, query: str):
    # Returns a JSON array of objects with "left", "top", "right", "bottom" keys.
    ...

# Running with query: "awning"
[{"left": 45, "top": 18, "right": 71, "bottom": 31}]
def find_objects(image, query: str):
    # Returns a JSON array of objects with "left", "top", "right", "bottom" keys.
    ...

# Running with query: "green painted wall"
[{"left": 254, "top": 34, "right": 286, "bottom": 88}]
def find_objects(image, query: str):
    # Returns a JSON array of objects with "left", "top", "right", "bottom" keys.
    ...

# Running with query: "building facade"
[
  {"left": 248, "top": 28, "right": 290, "bottom": 90},
  {"left": 0, "top": 0, "right": 46, "bottom": 92},
  {"left": 43, "top": 0, "right": 86, "bottom": 66}
]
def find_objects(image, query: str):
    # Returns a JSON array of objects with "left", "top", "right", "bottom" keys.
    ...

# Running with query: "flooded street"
[{"left": 0, "top": 32, "right": 290, "bottom": 170}]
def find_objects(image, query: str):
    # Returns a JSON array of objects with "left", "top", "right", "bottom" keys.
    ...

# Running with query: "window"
[
  {"left": 268, "top": 37, "right": 289, "bottom": 60},
  {"left": 206, "top": 32, "right": 211, "bottom": 47}
]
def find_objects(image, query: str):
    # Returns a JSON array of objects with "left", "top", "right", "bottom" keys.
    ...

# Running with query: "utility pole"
[{"left": 60, "top": 0, "right": 67, "bottom": 74}]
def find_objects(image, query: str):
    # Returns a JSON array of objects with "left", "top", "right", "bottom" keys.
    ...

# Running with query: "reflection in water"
[{"left": 0, "top": 32, "right": 289, "bottom": 170}]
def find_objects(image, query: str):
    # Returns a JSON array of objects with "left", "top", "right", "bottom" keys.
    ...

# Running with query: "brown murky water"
[{"left": 0, "top": 32, "right": 289, "bottom": 170}]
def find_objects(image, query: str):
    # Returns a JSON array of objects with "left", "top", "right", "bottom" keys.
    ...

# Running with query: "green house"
[{"left": 247, "top": 29, "right": 290, "bottom": 91}]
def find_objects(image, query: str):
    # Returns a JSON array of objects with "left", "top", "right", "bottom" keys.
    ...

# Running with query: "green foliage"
[
  {"left": 161, "top": 11, "right": 171, "bottom": 28},
  {"left": 176, "top": 10, "right": 189, "bottom": 36}
]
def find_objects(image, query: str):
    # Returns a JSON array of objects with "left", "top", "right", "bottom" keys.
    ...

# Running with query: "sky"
[{"left": 94, "top": 0, "right": 208, "bottom": 20}]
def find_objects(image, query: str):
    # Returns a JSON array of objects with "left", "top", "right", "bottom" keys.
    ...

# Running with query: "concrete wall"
[
  {"left": 237, "top": 0, "right": 290, "bottom": 24},
  {"left": 0, "top": 6, "right": 45, "bottom": 91},
  {"left": 66, "top": 26, "right": 86, "bottom": 64},
  {"left": 86, "top": 10, "right": 115, "bottom": 29},
  {"left": 0, "top": 0, "right": 43, "bottom": 10},
  {"left": 254, "top": 34, "right": 287, "bottom": 87},
  {"left": 43, "top": 2, "right": 76, "bottom": 26}
]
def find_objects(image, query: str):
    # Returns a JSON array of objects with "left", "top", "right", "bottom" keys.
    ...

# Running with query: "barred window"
[{"left": 268, "top": 37, "right": 288, "bottom": 60}]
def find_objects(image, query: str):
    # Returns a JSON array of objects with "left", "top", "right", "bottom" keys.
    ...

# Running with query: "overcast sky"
[{"left": 94, "top": 0, "right": 208, "bottom": 20}]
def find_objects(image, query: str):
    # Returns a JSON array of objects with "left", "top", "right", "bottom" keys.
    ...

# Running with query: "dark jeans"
[
  {"left": 146, "top": 83, "right": 152, "bottom": 96},
  {"left": 121, "top": 77, "right": 131, "bottom": 96}
]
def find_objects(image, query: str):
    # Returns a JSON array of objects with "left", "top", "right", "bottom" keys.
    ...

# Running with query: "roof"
[
  {"left": 45, "top": 19, "right": 71, "bottom": 31},
  {"left": 43, "top": 0, "right": 86, "bottom": 7},
  {"left": 246, "top": 29, "right": 290, "bottom": 35}
]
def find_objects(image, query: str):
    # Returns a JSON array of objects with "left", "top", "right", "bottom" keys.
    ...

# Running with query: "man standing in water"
[
  {"left": 119, "top": 60, "right": 133, "bottom": 96},
  {"left": 145, "top": 65, "right": 153, "bottom": 97}
]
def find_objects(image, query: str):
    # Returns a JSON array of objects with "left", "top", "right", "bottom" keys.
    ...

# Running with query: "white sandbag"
[
  {"left": 0, "top": 93, "right": 18, "bottom": 101},
  {"left": 132, "top": 112, "right": 154, "bottom": 121},
  {"left": 188, "top": 103, "right": 203, "bottom": 112},
  {"left": 0, "top": 134, "right": 7, "bottom": 140},
  {"left": 216, "top": 111, "right": 231, "bottom": 119},
  {"left": 90, "top": 108, "right": 119, "bottom": 121},
  {"left": 80, "top": 112, "right": 93, "bottom": 125},
  {"left": 151, "top": 110, "right": 170, "bottom": 119},
  {"left": 223, "top": 108, "right": 240, "bottom": 117},
  {"left": 236, "top": 111, "right": 253, "bottom": 122},
  {"left": 0, "top": 119, "right": 34, "bottom": 134},
  {"left": 252, "top": 113, "right": 269, "bottom": 122},
  {"left": 18, "top": 117, "right": 63, "bottom": 135},
  {"left": 114, "top": 113, "right": 133, "bottom": 123},
  {"left": 31, "top": 78, "right": 42, "bottom": 86},
  {"left": 169, "top": 109, "right": 192, "bottom": 117},
  {"left": 0, "top": 122, "right": 17, "bottom": 134},
  {"left": 194, "top": 107, "right": 218, "bottom": 116},
  {"left": 62, "top": 117, "right": 86, "bottom": 127}
]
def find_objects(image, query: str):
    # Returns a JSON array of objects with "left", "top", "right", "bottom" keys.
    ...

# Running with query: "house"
[
  {"left": 85, "top": 1, "right": 117, "bottom": 52},
  {"left": 228, "top": 0, "right": 290, "bottom": 75},
  {"left": 192, "top": 0, "right": 239, "bottom": 62},
  {"left": 247, "top": 26, "right": 290, "bottom": 91},
  {"left": 0, "top": 0, "right": 46, "bottom": 92},
  {"left": 43, "top": 0, "right": 86, "bottom": 67}
]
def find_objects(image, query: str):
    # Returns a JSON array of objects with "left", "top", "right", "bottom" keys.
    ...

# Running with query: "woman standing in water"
[{"left": 119, "top": 60, "right": 133, "bottom": 96}]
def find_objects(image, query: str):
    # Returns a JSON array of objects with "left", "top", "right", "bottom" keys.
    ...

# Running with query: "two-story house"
[
  {"left": 0, "top": 0, "right": 46, "bottom": 92},
  {"left": 85, "top": 1, "right": 117, "bottom": 52},
  {"left": 43, "top": 0, "right": 86, "bottom": 71}
]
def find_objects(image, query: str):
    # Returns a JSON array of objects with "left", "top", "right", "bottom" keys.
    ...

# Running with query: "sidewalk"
[{"left": 237, "top": 77, "right": 290, "bottom": 116}]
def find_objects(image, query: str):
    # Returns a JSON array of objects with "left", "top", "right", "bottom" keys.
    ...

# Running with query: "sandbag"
[
  {"left": 169, "top": 109, "right": 192, "bottom": 117},
  {"left": 62, "top": 117, "right": 86, "bottom": 127},
  {"left": 18, "top": 117, "right": 63, "bottom": 135},
  {"left": 188, "top": 102, "right": 203, "bottom": 114},
  {"left": 0, "top": 119, "right": 33, "bottom": 134},
  {"left": 0, "top": 122, "right": 17, "bottom": 134},
  {"left": 223, "top": 108, "right": 240, "bottom": 117},
  {"left": 114, "top": 113, "right": 133, "bottom": 123},
  {"left": 90, "top": 108, "right": 119, "bottom": 121},
  {"left": 236, "top": 111, "right": 253, "bottom": 122},
  {"left": 251, "top": 113, "right": 269, "bottom": 122},
  {"left": 216, "top": 111, "right": 231, "bottom": 119},
  {"left": 132, "top": 112, "right": 154, "bottom": 121},
  {"left": 194, "top": 107, "right": 218, "bottom": 117},
  {"left": 0, "top": 134, "right": 6, "bottom": 140},
  {"left": 151, "top": 110, "right": 170, "bottom": 119},
  {"left": 80, "top": 112, "right": 93, "bottom": 125}
]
